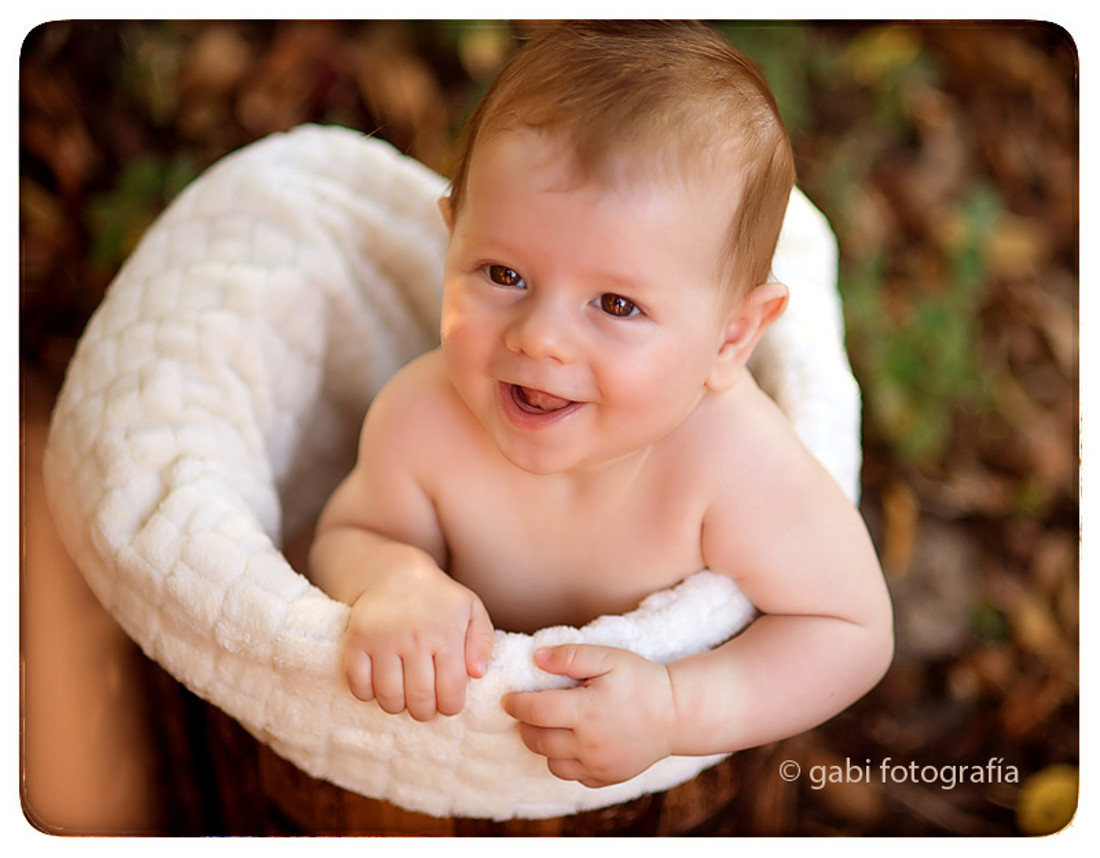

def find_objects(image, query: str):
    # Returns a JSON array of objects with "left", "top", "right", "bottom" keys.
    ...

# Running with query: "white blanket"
[{"left": 42, "top": 125, "right": 860, "bottom": 820}]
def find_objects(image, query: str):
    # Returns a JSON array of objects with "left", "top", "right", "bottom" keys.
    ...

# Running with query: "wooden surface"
[
  {"left": 21, "top": 375, "right": 166, "bottom": 835},
  {"left": 194, "top": 698, "right": 744, "bottom": 836}
]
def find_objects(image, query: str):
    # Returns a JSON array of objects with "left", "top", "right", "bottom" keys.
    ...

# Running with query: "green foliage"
[
  {"left": 843, "top": 184, "right": 1000, "bottom": 467},
  {"left": 971, "top": 601, "right": 1010, "bottom": 643},
  {"left": 87, "top": 152, "right": 199, "bottom": 272}
]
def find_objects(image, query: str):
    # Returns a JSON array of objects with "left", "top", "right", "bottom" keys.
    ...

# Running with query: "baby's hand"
[
  {"left": 502, "top": 645, "right": 677, "bottom": 788},
  {"left": 344, "top": 563, "right": 495, "bottom": 721}
]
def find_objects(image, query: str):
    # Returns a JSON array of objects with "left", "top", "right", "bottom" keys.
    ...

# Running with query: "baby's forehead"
[{"left": 474, "top": 124, "right": 743, "bottom": 206}]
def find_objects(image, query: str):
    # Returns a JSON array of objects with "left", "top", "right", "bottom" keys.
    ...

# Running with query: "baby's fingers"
[
  {"left": 371, "top": 654, "right": 407, "bottom": 714},
  {"left": 434, "top": 647, "right": 469, "bottom": 717},
  {"left": 502, "top": 687, "right": 581, "bottom": 729},
  {"left": 345, "top": 647, "right": 375, "bottom": 703},
  {"left": 402, "top": 652, "right": 439, "bottom": 722},
  {"left": 464, "top": 598, "right": 495, "bottom": 679},
  {"left": 517, "top": 723, "right": 576, "bottom": 760}
]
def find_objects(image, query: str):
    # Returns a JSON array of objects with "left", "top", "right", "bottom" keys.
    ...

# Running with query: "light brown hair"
[{"left": 447, "top": 21, "right": 796, "bottom": 295}]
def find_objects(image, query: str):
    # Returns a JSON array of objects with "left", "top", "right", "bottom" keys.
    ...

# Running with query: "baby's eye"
[
  {"left": 486, "top": 265, "right": 526, "bottom": 289},
  {"left": 598, "top": 293, "right": 639, "bottom": 318}
]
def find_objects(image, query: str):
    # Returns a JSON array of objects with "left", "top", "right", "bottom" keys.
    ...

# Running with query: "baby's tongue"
[{"left": 517, "top": 385, "right": 571, "bottom": 412}]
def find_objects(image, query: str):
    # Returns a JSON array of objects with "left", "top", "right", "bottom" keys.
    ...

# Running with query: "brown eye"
[
  {"left": 599, "top": 293, "right": 638, "bottom": 317},
  {"left": 487, "top": 265, "right": 526, "bottom": 288}
]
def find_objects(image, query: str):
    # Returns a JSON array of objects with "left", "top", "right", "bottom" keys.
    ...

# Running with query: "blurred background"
[{"left": 20, "top": 20, "right": 1078, "bottom": 836}]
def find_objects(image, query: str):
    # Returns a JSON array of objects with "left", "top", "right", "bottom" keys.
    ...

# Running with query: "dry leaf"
[
  {"left": 20, "top": 70, "right": 99, "bottom": 197},
  {"left": 457, "top": 23, "right": 514, "bottom": 80},
  {"left": 985, "top": 212, "right": 1053, "bottom": 279},
  {"left": 1015, "top": 764, "right": 1078, "bottom": 835},
  {"left": 351, "top": 26, "right": 446, "bottom": 168},
  {"left": 881, "top": 479, "right": 920, "bottom": 576},
  {"left": 236, "top": 23, "right": 342, "bottom": 135},
  {"left": 1009, "top": 593, "right": 1065, "bottom": 660},
  {"left": 1000, "top": 672, "right": 1072, "bottom": 739},
  {"left": 180, "top": 25, "right": 255, "bottom": 100}
]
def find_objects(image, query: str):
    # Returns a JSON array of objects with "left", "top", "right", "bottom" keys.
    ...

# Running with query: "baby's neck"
[{"left": 518, "top": 445, "right": 655, "bottom": 507}]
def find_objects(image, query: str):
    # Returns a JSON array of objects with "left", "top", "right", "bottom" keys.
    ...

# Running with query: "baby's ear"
[
  {"left": 438, "top": 196, "right": 455, "bottom": 233},
  {"left": 706, "top": 281, "right": 789, "bottom": 392}
]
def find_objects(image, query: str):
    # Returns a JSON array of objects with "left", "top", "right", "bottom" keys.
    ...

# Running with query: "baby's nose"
[{"left": 504, "top": 300, "right": 579, "bottom": 364}]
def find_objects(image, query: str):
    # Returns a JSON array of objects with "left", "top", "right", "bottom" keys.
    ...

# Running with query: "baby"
[{"left": 309, "top": 21, "right": 893, "bottom": 789}]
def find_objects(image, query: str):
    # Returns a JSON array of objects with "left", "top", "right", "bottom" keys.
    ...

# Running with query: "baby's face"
[{"left": 440, "top": 130, "right": 742, "bottom": 476}]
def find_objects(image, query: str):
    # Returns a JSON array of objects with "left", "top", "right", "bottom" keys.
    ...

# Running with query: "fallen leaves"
[
  {"left": 350, "top": 24, "right": 448, "bottom": 168},
  {"left": 21, "top": 61, "right": 101, "bottom": 198}
]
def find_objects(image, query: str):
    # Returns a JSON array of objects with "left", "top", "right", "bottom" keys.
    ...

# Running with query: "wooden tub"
[{"left": 148, "top": 664, "right": 745, "bottom": 836}]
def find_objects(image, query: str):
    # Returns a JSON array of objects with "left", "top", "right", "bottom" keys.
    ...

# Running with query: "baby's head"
[{"left": 446, "top": 21, "right": 796, "bottom": 298}]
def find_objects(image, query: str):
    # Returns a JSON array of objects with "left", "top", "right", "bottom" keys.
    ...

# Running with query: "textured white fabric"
[{"left": 43, "top": 124, "right": 860, "bottom": 820}]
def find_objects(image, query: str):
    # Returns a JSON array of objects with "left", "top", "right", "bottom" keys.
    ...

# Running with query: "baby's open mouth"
[{"left": 510, "top": 384, "right": 576, "bottom": 414}]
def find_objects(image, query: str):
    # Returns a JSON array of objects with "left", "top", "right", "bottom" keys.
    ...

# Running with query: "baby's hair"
[{"left": 447, "top": 20, "right": 796, "bottom": 296}]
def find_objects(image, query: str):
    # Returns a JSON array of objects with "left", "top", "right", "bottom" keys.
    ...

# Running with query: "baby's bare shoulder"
[
  {"left": 357, "top": 350, "right": 475, "bottom": 461},
  {"left": 687, "top": 379, "right": 805, "bottom": 471},
  {"left": 366, "top": 350, "right": 463, "bottom": 427},
  {"left": 697, "top": 379, "right": 884, "bottom": 620},
  {"left": 692, "top": 378, "right": 851, "bottom": 521}
]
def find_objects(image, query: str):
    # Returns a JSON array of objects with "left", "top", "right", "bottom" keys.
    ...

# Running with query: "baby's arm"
[
  {"left": 666, "top": 450, "right": 894, "bottom": 755},
  {"left": 309, "top": 356, "right": 494, "bottom": 721}
]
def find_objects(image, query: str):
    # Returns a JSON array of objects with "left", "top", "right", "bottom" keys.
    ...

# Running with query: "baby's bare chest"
[{"left": 434, "top": 475, "right": 707, "bottom": 633}]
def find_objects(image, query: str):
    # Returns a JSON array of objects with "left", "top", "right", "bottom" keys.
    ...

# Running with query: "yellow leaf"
[
  {"left": 1010, "top": 594, "right": 1064, "bottom": 659},
  {"left": 458, "top": 23, "right": 514, "bottom": 81},
  {"left": 985, "top": 212, "right": 1052, "bottom": 279},
  {"left": 844, "top": 27, "right": 922, "bottom": 85},
  {"left": 881, "top": 479, "right": 919, "bottom": 577},
  {"left": 1016, "top": 764, "right": 1078, "bottom": 835}
]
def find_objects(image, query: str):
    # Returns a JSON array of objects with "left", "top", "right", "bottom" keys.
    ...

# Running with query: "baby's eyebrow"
[
  {"left": 459, "top": 228, "right": 523, "bottom": 262},
  {"left": 597, "top": 269, "right": 638, "bottom": 289},
  {"left": 586, "top": 266, "right": 655, "bottom": 295}
]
